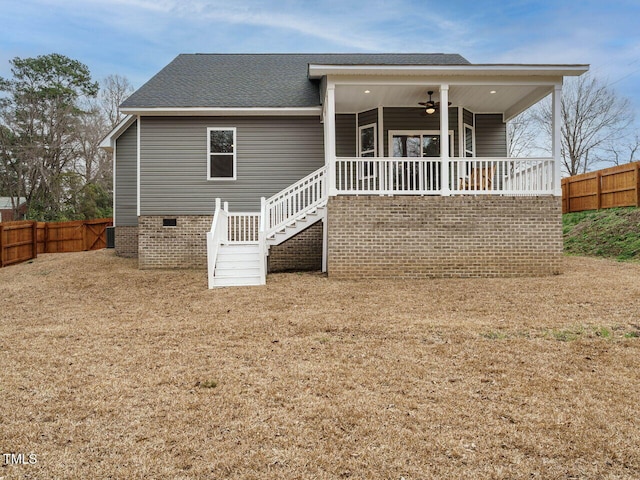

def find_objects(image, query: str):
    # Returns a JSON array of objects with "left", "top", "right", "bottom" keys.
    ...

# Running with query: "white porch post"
[
  {"left": 324, "top": 82, "right": 337, "bottom": 196},
  {"left": 552, "top": 84, "right": 562, "bottom": 196},
  {"left": 377, "top": 105, "right": 384, "bottom": 157},
  {"left": 440, "top": 84, "right": 450, "bottom": 195}
]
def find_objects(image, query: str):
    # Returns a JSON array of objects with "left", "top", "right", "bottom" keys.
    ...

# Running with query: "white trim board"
[
  {"left": 309, "top": 64, "right": 588, "bottom": 79},
  {"left": 99, "top": 114, "right": 136, "bottom": 151},
  {"left": 120, "top": 107, "right": 322, "bottom": 116},
  {"left": 136, "top": 115, "right": 141, "bottom": 218}
]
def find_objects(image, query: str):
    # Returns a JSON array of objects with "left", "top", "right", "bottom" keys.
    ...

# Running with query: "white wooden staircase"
[
  {"left": 211, "top": 244, "right": 263, "bottom": 287},
  {"left": 207, "top": 166, "right": 327, "bottom": 288}
]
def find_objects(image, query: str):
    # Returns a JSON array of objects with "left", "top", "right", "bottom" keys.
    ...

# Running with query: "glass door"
[{"left": 389, "top": 131, "right": 453, "bottom": 191}]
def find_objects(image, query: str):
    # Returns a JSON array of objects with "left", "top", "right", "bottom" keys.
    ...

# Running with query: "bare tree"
[
  {"left": 602, "top": 132, "right": 640, "bottom": 166},
  {"left": 100, "top": 74, "right": 134, "bottom": 129},
  {"left": 507, "top": 108, "right": 539, "bottom": 157},
  {"left": 532, "top": 74, "right": 633, "bottom": 175}
]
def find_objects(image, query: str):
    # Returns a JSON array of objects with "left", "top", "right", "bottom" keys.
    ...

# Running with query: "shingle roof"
[{"left": 121, "top": 53, "right": 470, "bottom": 109}]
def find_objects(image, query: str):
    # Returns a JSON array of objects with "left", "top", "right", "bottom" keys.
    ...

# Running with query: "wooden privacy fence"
[
  {"left": 562, "top": 162, "right": 640, "bottom": 213},
  {"left": 0, "top": 218, "right": 112, "bottom": 268}
]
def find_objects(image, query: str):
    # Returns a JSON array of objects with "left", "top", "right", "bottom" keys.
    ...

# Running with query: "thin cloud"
[{"left": 62, "top": 0, "right": 471, "bottom": 52}]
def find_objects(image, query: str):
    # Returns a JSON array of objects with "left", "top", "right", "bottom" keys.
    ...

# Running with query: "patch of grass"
[
  {"left": 547, "top": 327, "right": 584, "bottom": 342},
  {"left": 624, "top": 331, "right": 640, "bottom": 339},
  {"left": 544, "top": 325, "right": 624, "bottom": 341},
  {"left": 563, "top": 207, "right": 640, "bottom": 261},
  {"left": 198, "top": 380, "right": 218, "bottom": 389},
  {"left": 481, "top": 331, "right": 508, "bottom": 340},
  {"left": 595, "top": 326, "right": 612, "bottom": 339}
]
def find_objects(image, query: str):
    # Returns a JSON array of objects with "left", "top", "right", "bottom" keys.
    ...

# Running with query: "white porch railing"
[
  {"left": 332, "top": 157, "right": 555, "bottom": 195},
  {"left": 262, "top": 166, "right": 327, "bottom": 236},
  {"left": 450, "top": 158, "right": 555, "bottom": 195},
  {"left": 226, "top": 210, "right": 260, "bottom": 243},
  {"left": 334, "top": 158, "right": 441, "bottom": 194},
  {"left": 500, "top": 158, "right": 555, "bottom": 194},
  {"left": 206, "top": 198, "right": 226, "bottom": 288}
]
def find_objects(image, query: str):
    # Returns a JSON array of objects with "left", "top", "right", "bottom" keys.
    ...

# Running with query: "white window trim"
[
  {"left": 388, "top": 130, "right": 455, "bottom": 157},
  {"left": 358, "top": 123, "right": 377, "bottom": 181},
  {"left": 358, "top": 123, "right": 377, "bottom": 157},
  {"left": 464, "top": 123, "right": 476, "bottom": 157},
  {"left": 207, "top": 127, "right": 237, "bottom": 181}
]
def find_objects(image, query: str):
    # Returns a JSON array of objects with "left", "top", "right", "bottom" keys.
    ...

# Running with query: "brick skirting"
[
  {"left": 327, "top": 195, "right": 563, "bottom": 279},
  {"left": 268, "top": 222, "right": 323, "bottom": 272},
  {"left": 138, "top": 215, "right": 212, "bottom": 269},
  {"left": 115, "top": 226, "right": 139, "bottom": 258},
  {"left": 129, "top": 215, "right": 324, "bottom": 271}
]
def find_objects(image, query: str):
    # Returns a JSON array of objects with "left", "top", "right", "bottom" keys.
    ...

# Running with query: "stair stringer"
[{"left": 265, "top": 204, "right": 326, "bottom": 247}]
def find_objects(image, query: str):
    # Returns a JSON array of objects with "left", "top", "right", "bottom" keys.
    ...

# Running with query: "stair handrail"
[
  {"left": 206, "top": 198, "right": 228, "bottom": 288},
  {"left": 258, "top": 197, "right": 267, "bottom": 283},
  {"left": 263, "top": 166, "right": 327, "bottom": 237}
]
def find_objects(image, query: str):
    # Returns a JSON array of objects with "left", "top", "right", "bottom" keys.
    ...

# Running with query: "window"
[
  {"left": 358, "top": 123, "right": 377, "bottom": 180},
  {"left": 359, "top": 123, "right": 377, "bottom": 157},
  {"left": 207, "top": 127, "right": 236, "bottom": 180},
  {"left": 389, "top": 130, "right": 454, "bottom": 158},
  {"left": 464, "top": 124, "right": 475, "bottom": 157}
]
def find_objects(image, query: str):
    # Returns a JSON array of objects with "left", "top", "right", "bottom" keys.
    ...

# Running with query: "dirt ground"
[{"left": 1, "top": 251, "right": 639, "bottom": 479}]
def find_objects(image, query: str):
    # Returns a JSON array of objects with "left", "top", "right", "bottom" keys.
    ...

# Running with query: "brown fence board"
[
  {"left": 0, "top": 218, "right": 112, "bottom": 268},
  {"left": 0, "top": 221, "right": 38, "bottom": 267},
  {"left": 562, "top": 162, "right": 640, "bottom": 213}
]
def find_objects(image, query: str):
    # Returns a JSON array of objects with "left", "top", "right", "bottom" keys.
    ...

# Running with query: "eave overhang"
[
  {"left": 308, "top": 64, "right": 589, "bottom": 79},
  {"left": 99, "top": 114, "right": 136, "bottom": 152},
  {"left": 118, "top": 107, "right": 323, "bottom": 116}
]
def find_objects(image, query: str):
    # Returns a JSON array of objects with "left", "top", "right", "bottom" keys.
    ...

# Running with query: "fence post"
[
  {"left": 82, "top": 221, "right": 88, "bottom": 251},
  {"left": 31, "top": 221, "right": 38, "bottom": 260},
  {"left": 44, "top": 222, "right": 49, "bottom": 253},
  {"left": 0, "top": 224, "right": 4, "bottom": 268},
  {"left": 596, "top": 171, "right": 602, "bottom": 210},
  {"left": 636, "top": 162, "right": 640, "bottom": 207}
]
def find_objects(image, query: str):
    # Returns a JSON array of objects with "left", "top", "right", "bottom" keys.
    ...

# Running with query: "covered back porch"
[{"left": 313, "top": 63, "right": 588, "bottom": 197}]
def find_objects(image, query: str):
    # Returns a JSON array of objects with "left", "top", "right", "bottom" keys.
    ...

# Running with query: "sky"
[{"left": 1, "top": 0, "right": 640, "bottom": 121}]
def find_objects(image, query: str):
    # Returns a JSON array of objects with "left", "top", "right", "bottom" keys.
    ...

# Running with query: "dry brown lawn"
[{"left": 1, "top": 251, "right": 639, "bottom": 479}]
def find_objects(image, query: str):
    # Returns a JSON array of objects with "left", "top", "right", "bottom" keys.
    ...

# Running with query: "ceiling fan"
[{"left": 418, "top": 90, "right": 451, "bottom": 115}]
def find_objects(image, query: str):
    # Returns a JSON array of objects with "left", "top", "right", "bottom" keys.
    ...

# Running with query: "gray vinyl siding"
[
  {"left": 357, "top": 109, "right": 378, "bottom": 128},
  {"left": 475, "top": 114, "right": 507, "bottom": 157},
  {"left": 383, "top": 107, "right": 460, "bottom": 157},
  {"left": 139, "top": 116, "right": 325, "bottom": 213},
  {"left": 115, "top": 121, "right": 138, "bottom": 226},
  {"left": 336, "top": 114, "right": 356, "bottom": 157}
]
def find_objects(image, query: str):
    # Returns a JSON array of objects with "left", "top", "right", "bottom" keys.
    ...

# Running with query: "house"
[
  {"left": 100, "top": 53, "right": 588, "bottom": 287},
  {"left": 0, "top": 197, "right": 27, "bottom": 223}
]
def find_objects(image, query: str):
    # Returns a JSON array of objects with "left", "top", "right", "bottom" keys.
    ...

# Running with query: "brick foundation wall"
[
  {"left": 115, "top": 226, "right": 139, "bottom": 258},
  {"left": 327, "top": 196, "right": 562, "bottom": 279},
  {"left": 268, "top": 222, "right": 323, "bottom": 272},
  {"left": 138, "top": 215, "right": 212, "bottom": 269}
]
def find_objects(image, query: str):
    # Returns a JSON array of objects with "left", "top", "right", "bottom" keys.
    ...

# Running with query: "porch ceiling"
[{"left": 334, "top": 83, "right": 553, "bottom": 120}]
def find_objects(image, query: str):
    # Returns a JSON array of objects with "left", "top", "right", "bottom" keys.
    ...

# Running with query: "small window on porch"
[
  {"left": 207, "top": 127, "right": 236, "bottom": 180},
  {"left": 359, "top": 123, "right": 377, "bottom": 157},
  {"left": 464, "top": 124, "right": 475, "bottom": 158},
  {"left": 358, "top": 123, "right": 377, "bottom": 179}
]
